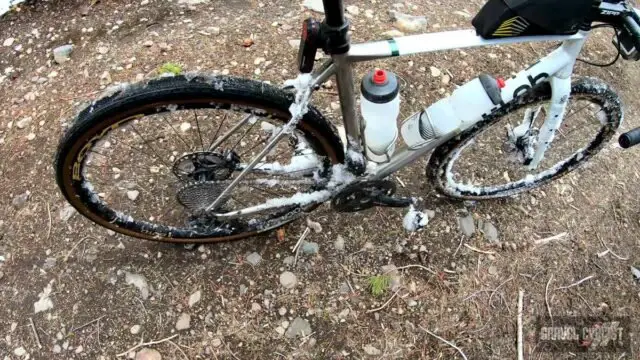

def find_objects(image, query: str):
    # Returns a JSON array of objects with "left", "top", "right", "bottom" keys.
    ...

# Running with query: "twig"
[
  {"left": 419, "top": 326, "right": 468, "bottom": 360},
  {"left": 464, "top": 244, "right": 496, "bottom": 255},
  {"left": 453, "top": 237, "right": 464, "bottom": 257},
  {"left": 395, "top": 176, "right": 406, "bottom": 188},
  {"left": 116, "top": 334, "right": 179, "bottom": 357},
  {"left": 29, "top": 318, "right": 42, "bottom": 349},
  {"left": 168, "top": 340, "right": 189, "bottom": 360},
  {"left": 392, "top": 264, "right": 437, "bottom": 276},
  {"left": 555, "top": 275, "right": 595, "bottom": 291},
  {"left": 292, "top": 227, "right": 310, "bottom": 266},
  {"left": 545, "top": 274, "right": 554, "bottom": 322},
  {"left": 223, "top": 339, "right": 241, "bottom": 360},
  {"left": 517, "top": 290, "right": 524, "bottom": 360},
  {"left": 489, "top": 276, "right": 514, "bottom": 308},
  {"left": 534, "top": 232, "right": 568, "bottom": 245},
  {"left": 71, "top": 315, "right": 106, "bottom": 333},
  {"left": 596, "top": 233, "right": 629, "bottom": 261},
  {"left": 64, "top": 236, "right": 95, "bottom": 262},
  {"left": 45, "top": 202, "right": 52, "bottom": 244},
  {"left": 367, "top": 291, "right": 400, "bottom": 313}
]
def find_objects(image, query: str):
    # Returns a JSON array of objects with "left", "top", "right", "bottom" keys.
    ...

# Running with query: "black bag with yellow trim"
[{"left": 472, "top": 0, "right": 597, "bottom": 39}]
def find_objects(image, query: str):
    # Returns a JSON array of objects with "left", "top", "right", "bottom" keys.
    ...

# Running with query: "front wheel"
[
  {"left": 428, "top": 77, "right": 623, "bottom": 200},
  {"left": 55, "top": 75, "right": 344, "bottom": 243}
]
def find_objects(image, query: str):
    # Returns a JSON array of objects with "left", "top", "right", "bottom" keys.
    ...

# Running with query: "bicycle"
[{"left": 55, "top": 0, "right": 640, "bottom": 243}]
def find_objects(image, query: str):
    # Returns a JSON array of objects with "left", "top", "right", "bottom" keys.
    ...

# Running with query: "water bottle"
[
  {"left": 401, "top": 75, "right": 504, "bottom": 149},
  {"left": 360, "top": 69, "right": 401, "bottom": 163}
]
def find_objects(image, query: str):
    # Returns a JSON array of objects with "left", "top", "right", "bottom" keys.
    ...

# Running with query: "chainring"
[{"left": 331, "top": 180, "right": 397, "bottom": 213}]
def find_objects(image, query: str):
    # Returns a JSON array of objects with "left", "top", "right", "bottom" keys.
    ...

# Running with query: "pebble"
[
  {"left": 211, "top": 338, "right": 222, "bottom": 347},
  {"left": 13, "top": 347, "right": 26, "bottom": 356},
  {"left": 251, "top": 302, "right": 262, "bottom": 312},
  {"left": 430, "top": 66, "right": 441, "bottom": 77},
  {"left": 12, "top": 192, "right": 30, "bottom": 209},
  {"left": 285, "top": 317, "right": 312, "bottom": 338},
  {"left": 140, "top": 0, "right": 149, "bottom": 5},
  {"left": 16, "top": 116, "right": 32, "bottom": 129},
  {"left": 180, "top": 122, "right": 191, "bottom": 132},
  {"left": 26, "top": 133, "right": 36, "bottom": 141},
  {"left": 175, "top": 313, "right": 191, "bottom": 330},
  {"left": 442, "top": 74, "right": 451, "bottom": 85},
  {"left": 188, "top": 290, "right": 201, "bottom": 307},
  {"left": 239, "top": 284, "right": 248, "bottom": 294},
  {"left": 302, "top": 241, "right": 319, "bottom": 255},
  {"left": 381, "top": 29, "right": 405, "bottom": 39},
  {"left": 408, "top": 299, "right": 418, "bottom": 307},
  {"left": 246, "top": 252, "right": 262, "bottom": 266},
  {"left": 4, "top": 37, "right": 15, "bottom": 47},
  {"left": 283, "top": 256, "right": 294, "bottom": 266},
  {"left": 363, "top": 344, "right": 382, "bottom": 356},
  {"left": 488, "top": 265, "right": 498, "bottom": 275},
  {"left": 130, "top": 324, "right": 141, "bottom": 334},
  {"left": 330, "top": 102, "right": 340, "bottom": 110},
  {"left": 135, "top": 348, "right": 162, "bottom": 360},
  {"left": 53, "top": 44, "right": 74, "bottom": 64},
  {"left": 483, "top": 222, "right": 499, "bottom": 243},
  {"left": 306, "top": 218, "right": 322, "bottom": 233},
  {"left": 53, "top": 344, "right": 61, "bottom": 353},
  {"left": 98, "top": 46, "right": 109, "bottom": 54},
  {"left": 458, "top": 214, "right": 475, "bottom": 237},
  {"left": 279, "top": 307, "right": 287, "bottom": 316},
  {"left": 125, "top": 271, "right": 150, "bottom": 300},
  {"left": 390, "top": 10, "right": 427, "bottom": 33},
  {"left": 279, "top": 271, "right": 297, "bottom": 289},
  {"left": 334, "top": 235, "right": 345, "bottom": 251},
  {"left": 303, "top": 0, "right": 325, "bottom": 13},
  {"left": 23, "top": 92, "right": 35, "bottom": 101},
  {"left": 288, "top": 39, "right": 301, "bottom": 48},
  {"left": 143, "top": 40, "right": 154, "bottom": 47},
  {"left": 346, "top": 5, "right": 360, "bottom": 15},
  {"left": 127, "top": 190, "right": 140, "bottom": 201}
]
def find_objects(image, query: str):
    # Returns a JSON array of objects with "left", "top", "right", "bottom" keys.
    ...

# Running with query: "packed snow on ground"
[{"left": 0, "top": 0, "right": 24, "bottom": 16}]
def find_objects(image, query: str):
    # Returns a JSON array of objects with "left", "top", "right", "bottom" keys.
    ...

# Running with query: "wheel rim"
[{"left": 59, "top": 98, "right": 339, "bottom": 241}]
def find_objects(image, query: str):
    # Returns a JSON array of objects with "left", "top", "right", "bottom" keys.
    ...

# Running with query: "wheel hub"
[{"left": 172, "top": 150, "right": 240, "bottom": 182}]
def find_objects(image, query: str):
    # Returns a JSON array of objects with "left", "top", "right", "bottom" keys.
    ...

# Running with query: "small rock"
[
  {"left": 26, "top": 133, "right": 36, "bottom": 141},
  {"left": 631, "top": 266, "right": 640, "bottom": 281},
  {"left": 408, "top": 299, "right": 418, "bottom": 307},
  {"left": 16, "top": 116, "right": 32, "bottom": 129},
  {"left": 4, "top": 37, "right": 15, "bottom": 47},
  {"left": 302, "top": 242, "right": 319, "bottom": 255},
  {"left": 14, "top": 347, "right": 26, "bottom": 356},
  {"left": 180, "top": 122, "right": 191, "bottom": 132},
  {"left": 127, "top": 190, "right": 140, "bottom": 201},
  {"left": 242, "top": 38, "right": 254, "bottom": 47},
  {"left": 140, "top": 0, "right": 149, "bottom": 5},
  {"left": 381, "top": 29, "right": 405, "bottom": 39},
  {"left": 23, "top": 92, "right": 35, "bottom": 101},
  {"left": 363, "top": 344, "right": 382, "bottom": 356},
  {"left": 280, "top": 271, "right": 297, "bottom": 289},
  {"left": 53, "top": 44, "right": 74, "bottom": 64},
  {"left": 98, "top": 46, "right": 109, "bottom": 55},
  {"left": 278, "top": 307, "right": 287, "bottom": 316},
  {"left": 208, "top": 26, "right": 221, "bottom": 35},
  {"left": 288, "top": 39, "right": 301, "bottom": 48},
  {"left": 43, "top": 257, "right": 57, "bottom": 270},
  {"left": 283, "top": 256, "right": 295, "bottom": 266},
  {"left": 285, "top": 317, "right": 312, "bottom": 338},
  {"left": 246, "top": 252, "right": 262, "bottom": 266},
  {"left": 430, "top": 66, "right": 441, "bottom": 77},
  {"left": 130, "top": 324, "right": 141, "bottom": 334},
  {"left": 135, "top": 348, "right": 162, "bottom": 360},
  {"left": 251, "top": 302, "right": 262, "bottom": 312},
  {"left": 334, "top": 235, "right": 345, "bottom": 251},
  {"left": 53, "top": 344, "right": 61, "bottom": 353},
  {"left": 125, "top": 272, "right": 150, "bottom": 300},
  {"left": 482, "top": 222, "right": 499, "bottom": 243},
  {"left": 100, "top": 71, "right": 112, "bottom": 85},
  {"left": 330, "top": 101, "right": 340, "bottom": 110},
  {"left": 275, "top": 326, "right": 286, "bottom": 335},
  {"left": 442, "top": 74, "right": 451, "bottom": 85},
  {"left": 143, "top": 40, "right": 154, "bottom": 47},
  {"left": 175, "top": 313, "right": 191, "bottom": 330},
  {"left": 303, "top": 0, "right": 325, "bottom": 13},
  {"left": 346, "top": 5, "right": 360, "bottom": 15},
  {"left": 188, "top": 290, "right": 201, "bottom": 307},
  {"left": 12, "top": 192, "right": 30, "bottom": 209},
  {"left": 488, "top": 265, "right": 498, "bottom": 275},
  {"left": 239, "top": 284, "right": 248, "bottom": 294},
  {"left": 306, "top": 218, "right": 322, "bottom": 233},
  {"left": 390, "top": 10, "right": 427, "bottom": 33},
  {"left": 158, "top": 42, "right": 171, "bottom": 51},
  {"left": 458, "top": 214, "right": 475, "bottom": 237}
]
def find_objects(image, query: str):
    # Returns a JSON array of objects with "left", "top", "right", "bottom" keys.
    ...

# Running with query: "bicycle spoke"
[
  {"left": 230, "top": 119, "right": 259, "bottom": 152},
  {"left": 207, "top": 112, "right": 228, "bottom": 150},
  {"left": 161, "top": 115, "right": 192, "bottom": 150},
  {"left": 130, "top": 124, "right": 172, "bottom": 168},
  {"left": 194, "top": 110, "right": 205, "bottom": 152}
]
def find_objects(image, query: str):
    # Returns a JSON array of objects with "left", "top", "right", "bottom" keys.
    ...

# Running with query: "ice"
[{"left": 403, "top": 205, "right": 429, "bottom": 232}]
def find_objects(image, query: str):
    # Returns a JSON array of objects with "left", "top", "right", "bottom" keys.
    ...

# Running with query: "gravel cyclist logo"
[{"left": 536, "top": 317, "right": 630, "bottom": 354}]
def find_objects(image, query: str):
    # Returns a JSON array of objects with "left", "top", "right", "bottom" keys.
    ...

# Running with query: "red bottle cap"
[
  {"left": 497, "top": 77, "right": 506, "bottom": 89},
  {"left": 373, "top": 69, "right": 387, "bottom": 85}
]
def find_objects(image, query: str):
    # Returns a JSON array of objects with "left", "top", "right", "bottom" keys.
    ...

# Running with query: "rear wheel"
[
  {"left": 55, "top": 75, "right": 344, "bottom": 243},
  {"left": 428, "top": 77, "right": 623, "bottom": 200}
]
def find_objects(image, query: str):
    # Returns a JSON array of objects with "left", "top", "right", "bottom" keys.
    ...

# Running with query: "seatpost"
[
  {"left": 322, "top": 0, "right": 346, "bottom": 27},
  {"left": 321, "top": 0, "right": 350, "bottom": 54}
]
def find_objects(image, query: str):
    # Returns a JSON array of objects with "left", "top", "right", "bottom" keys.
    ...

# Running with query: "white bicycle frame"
[{"left": 322, "top": 29, "right": 589, "bottom": 180}]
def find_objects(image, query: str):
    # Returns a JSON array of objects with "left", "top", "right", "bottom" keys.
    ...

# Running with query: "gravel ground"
[{"left": 2, "top": 0, "right": 640, "bottom": 359}]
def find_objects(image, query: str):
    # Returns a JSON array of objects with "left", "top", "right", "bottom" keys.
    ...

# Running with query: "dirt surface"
[{"left": 2, "top": 0, "right": 640, "bottom": 359}]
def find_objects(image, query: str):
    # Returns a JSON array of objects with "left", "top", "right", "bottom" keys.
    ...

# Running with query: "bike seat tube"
[{"left": 322, "top": 0, "right": 346, "bottom": 27}]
